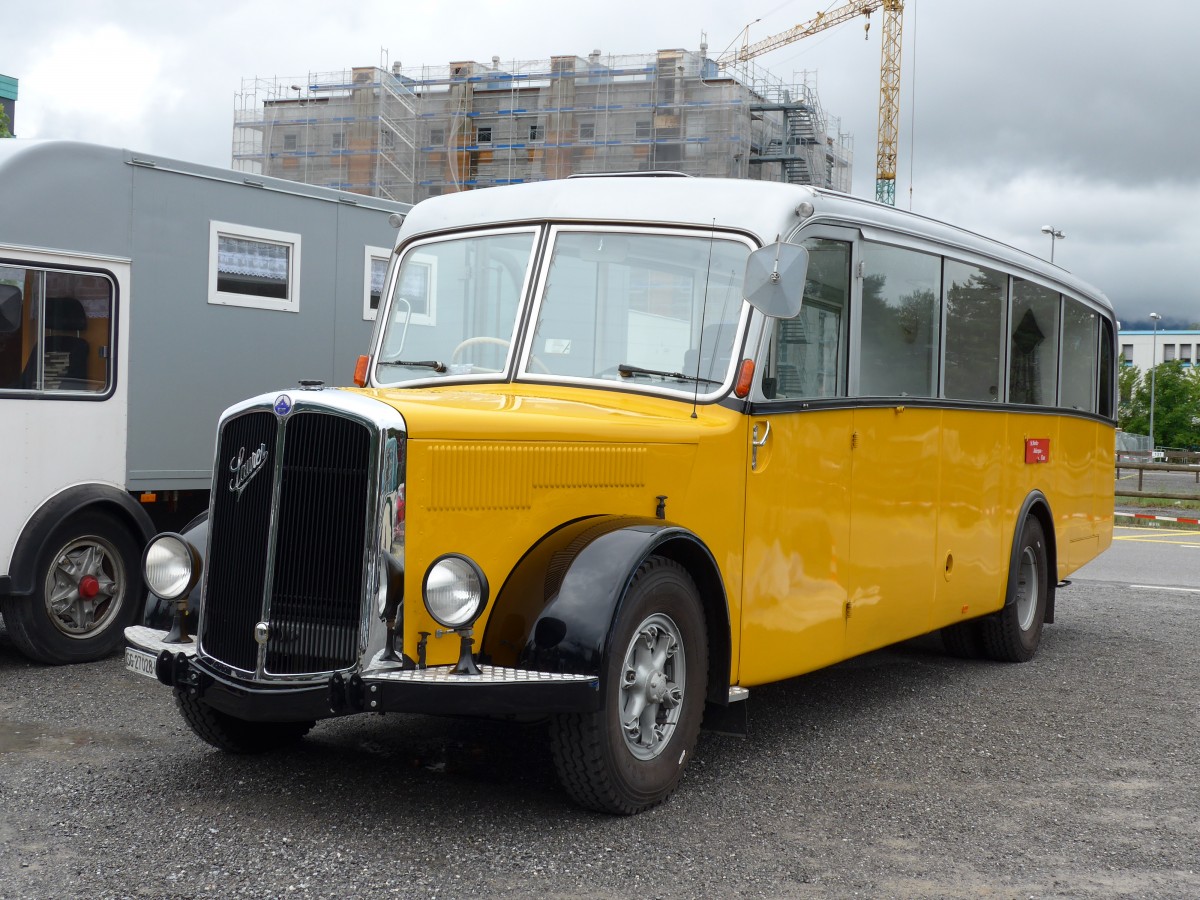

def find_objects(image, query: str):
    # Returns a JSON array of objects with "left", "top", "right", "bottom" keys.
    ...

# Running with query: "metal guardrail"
[
  {"left": 1117, "top": 449, "right": 1200, "bottom": 462},
  {"left": 1115, "top": 457, "right": 1200, "bottom": 500}
]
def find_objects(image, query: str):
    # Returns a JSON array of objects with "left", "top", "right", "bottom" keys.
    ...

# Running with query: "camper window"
[
  {"left": 207, "top": 221, "right": 301, "bottom": 313},
  {"left": 0, "top": 265, "right": 113, "bottom": 395}
]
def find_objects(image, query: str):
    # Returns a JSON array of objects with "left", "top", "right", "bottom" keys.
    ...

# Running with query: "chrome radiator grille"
[
  {"left": 201, "top": 407, "right": 373, "bottom": 676},
  {"left": 268, "top": 413, "right": 371, "bottom": 673}
]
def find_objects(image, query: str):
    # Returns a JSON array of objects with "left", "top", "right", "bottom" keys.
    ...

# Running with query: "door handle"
[{"left": 751, "top": 421, "right": 771, "bottom": 471}]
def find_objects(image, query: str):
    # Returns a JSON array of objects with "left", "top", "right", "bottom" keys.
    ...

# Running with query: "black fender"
[
  {"left": 1010, "top": 491, "right": 1057, "bottom": 625},
  {"left": 0, "top": 484, "right": 156, "bottom": 597},
  {"left": 480, "top": 515, "right": 731, "bottom": 708},
  {"left": 141, "top": 512, "right": 209, "bottom": 631}
]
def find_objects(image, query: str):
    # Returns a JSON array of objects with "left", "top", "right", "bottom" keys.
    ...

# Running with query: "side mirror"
[
  {"left": 381, "top": 297, "right": 413, "bottom": 358},
  {"left": 743, "top": 240, "right": 809, "bottom": 319}
]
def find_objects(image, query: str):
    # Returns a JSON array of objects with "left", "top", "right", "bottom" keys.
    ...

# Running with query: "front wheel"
[
  {"left": 175, "top": 691, "right": 314, "bottom": 754},
  {"left": 549, "top": 556, "right": 708, "bottom": 815},
  {"left": 980, "top": 516, "right": 1051, "bottom": 662},
  {"left": 0, "top": 511, "right": 143, "bottom": 664}
]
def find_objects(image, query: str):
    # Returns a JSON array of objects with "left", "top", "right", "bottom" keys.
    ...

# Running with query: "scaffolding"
[{"left": 232, "top": 48, "right": 853, "bottom": 203}]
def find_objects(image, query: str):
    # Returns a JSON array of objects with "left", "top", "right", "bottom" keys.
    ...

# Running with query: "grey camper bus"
[{"left": 0, "top": 140, "right": 409, "bottom": 664}]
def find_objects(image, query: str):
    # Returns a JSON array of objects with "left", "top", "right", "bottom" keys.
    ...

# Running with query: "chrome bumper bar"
[{"left": 126, "top": 627, "right": 601, "bottom": 719}]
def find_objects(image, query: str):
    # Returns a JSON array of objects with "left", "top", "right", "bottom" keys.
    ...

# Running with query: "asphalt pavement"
[{"left": 1, "top": 535, "right": 1198, "bottom": 899}]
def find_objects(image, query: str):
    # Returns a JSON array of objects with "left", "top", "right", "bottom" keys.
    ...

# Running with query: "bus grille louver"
[{"left": 202, "top": 408, "right": 371, "bottom": 676}]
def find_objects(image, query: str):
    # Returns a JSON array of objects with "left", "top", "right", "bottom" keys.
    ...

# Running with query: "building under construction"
[{"left": 232, "top": 47, "right": 853, "bottom": 204}]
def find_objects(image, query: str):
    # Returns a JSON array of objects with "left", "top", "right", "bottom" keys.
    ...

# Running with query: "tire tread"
[
  {"left": 940, "top": 619, "right": 985, "bottom": 659},
  {"left": 550, "top": 712, "right": 630, "bottom": 814},
  {"left": 175, "top": 691, "right": 313, "bottom": 754},
  {"left": 980, "top": 517, "right": 1050, "bottom": 663},
  {"left": 0, "top": 595, "right": 46, "bottom": 661},
  {"left": 548, "top": 555, "right": 705, "bottom": 815}
]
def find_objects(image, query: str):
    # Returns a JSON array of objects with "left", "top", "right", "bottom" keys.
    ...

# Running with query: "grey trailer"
[{"left": 0, "top": 140, "right": 409, "bottom": 664}]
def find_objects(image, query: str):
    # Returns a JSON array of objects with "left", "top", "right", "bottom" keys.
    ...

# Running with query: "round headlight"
[
  {"left": 143, "top": 534, "right": 196, "bottom": 601},
  {"left": 422, "top": 554, "right": 489, "bottom": 629}
]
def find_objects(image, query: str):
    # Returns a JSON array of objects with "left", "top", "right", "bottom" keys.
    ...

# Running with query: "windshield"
[
  {"left": 375, "top": 229, "right": 536, "bottom": 383},
  {"left": 526, "top": 229, "right": 751, "bottom": 393},
  {"left": 374, "top": 225, "right": 752, "bottom": 394}
]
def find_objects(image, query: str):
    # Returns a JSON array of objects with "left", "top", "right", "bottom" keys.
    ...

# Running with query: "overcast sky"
[{"left": 6, "top": 0, "right": 1198, "bottom": 327}]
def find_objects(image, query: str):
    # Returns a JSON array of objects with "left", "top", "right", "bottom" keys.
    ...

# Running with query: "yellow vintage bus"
[{"left": 127, "top": 175, "right": 1115, "bottom": 814}]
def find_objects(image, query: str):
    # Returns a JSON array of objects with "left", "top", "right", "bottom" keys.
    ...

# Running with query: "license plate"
[{"left": 125, "top": 647, "right": 158, "bottom": 680}]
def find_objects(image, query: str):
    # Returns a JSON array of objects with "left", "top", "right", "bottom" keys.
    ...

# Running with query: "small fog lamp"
[
  {"left": 422, "top": 554, "right": 489, "bottom": 629},
  {"left": 143, "top": 534, "right": 198, "bottom": 601}
]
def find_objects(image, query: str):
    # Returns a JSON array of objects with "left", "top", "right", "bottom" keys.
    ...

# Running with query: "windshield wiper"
[
  {"left": 378, "top": 359, "right": 447, "bottom": 373},
  {"left": 617, "top": 364, "right": 721, "bottom": 385}
]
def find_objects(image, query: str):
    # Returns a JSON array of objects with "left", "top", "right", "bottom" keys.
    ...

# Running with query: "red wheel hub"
[{"left": 79, "top": 575, "right": 100, "bottom": 599}]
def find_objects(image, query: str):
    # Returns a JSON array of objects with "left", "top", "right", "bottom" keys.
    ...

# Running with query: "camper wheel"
[{"left": 0, "top": 511, "right": 143, "bottom": 664}]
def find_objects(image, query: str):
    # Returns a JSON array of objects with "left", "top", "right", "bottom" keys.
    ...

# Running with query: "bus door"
[
  {"left": 741, "top": 235, "right": 853, "bottom": 685},
  {"left": 844, "top": 239, "right": 944, "bottom": 655},
  {"left": 846, "top": 405, "right": 941, "bottom": 655}
]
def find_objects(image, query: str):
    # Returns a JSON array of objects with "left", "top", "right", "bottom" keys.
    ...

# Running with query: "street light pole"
[
  {"left": 291, "top": 84, "right": 309, "bottom": 183},
  {"left": 1040, "top": 225, "right": 1064, "bottom": 263},
  {"left": 1149, "top": 311, "right": 1161, "bottom": 452}
]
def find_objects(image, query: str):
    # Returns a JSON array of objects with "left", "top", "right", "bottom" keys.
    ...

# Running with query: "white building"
[{"left": 1118, "top": 328, "right": 1199, "bottom": 370}]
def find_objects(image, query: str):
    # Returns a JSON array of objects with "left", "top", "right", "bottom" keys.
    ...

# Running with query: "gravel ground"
[{"left": 1, "top": 577, "right": 1197, "bottom": 899}]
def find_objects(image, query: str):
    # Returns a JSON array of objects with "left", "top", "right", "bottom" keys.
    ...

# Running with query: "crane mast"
[
  {"left": 874, "top": 0, "right": 904, "bottom": 206},
  {"left": 720, "top": 0, "right": 905, "bottom": 205}
]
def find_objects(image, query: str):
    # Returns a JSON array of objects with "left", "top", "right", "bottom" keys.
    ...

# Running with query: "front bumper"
[{"left": 125, "top": 627, "right": 600, "bottom": 720}]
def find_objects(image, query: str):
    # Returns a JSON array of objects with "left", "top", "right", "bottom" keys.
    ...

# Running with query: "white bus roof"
[{"left": 399, "top": 175, "right": 1111, "bottom": 312}]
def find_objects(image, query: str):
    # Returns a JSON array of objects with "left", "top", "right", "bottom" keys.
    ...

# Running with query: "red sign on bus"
[{"left": 1025, "top": 438, "right": 1050, "bottom": 464}]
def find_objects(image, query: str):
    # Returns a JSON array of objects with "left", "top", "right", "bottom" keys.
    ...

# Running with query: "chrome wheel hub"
[{"left": 619, "top": 613, "right": 685, "bottom": 760}]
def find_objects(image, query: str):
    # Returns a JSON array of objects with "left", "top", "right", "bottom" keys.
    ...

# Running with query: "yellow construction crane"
[{"left": 721, "top": 0, "right": 905, "bottom": 205}]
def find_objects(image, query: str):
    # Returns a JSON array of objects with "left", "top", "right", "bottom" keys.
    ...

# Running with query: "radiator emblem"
[
  {"left": 254, "top": 621, "right": 270, "bottom": 645},
  {"left": 228, "top": 443, "right": 269, "bottom": 500},
  {"left": 274, "top": 394, "right": 293, "bottom": 416}
]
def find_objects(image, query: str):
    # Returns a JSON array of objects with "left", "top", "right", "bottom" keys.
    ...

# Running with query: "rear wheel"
[
  {"left": 175, "top": 691, "right": 314, "bottom": 754},
  {"left": 0, "top": 511, "right": 142, "bottom": 664},
  {"left": 980, "top": 516, "right": 1051, "bottom": 662},
  {"left": 549, "top": 556, "right": 707, "bottom": 815},
  {"left": 940, "top": 619, "right": 985, "bottom": 659}
]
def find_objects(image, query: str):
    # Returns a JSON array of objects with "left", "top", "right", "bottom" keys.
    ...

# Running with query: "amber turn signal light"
[
  {"left": 734, "top": 359, "right": 755, "bottom": 398},
  {"left": 353, "top": 355, "right": 370, "bottom": 387}
]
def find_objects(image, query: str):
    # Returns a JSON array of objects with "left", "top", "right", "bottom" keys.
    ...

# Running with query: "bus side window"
[
  {"left": 1098, "top": 317, "right": 1115, "bottom": 418},
  {"left": 1061, "top": 297, "right": 1099, "bottom": 412},
  {"left": 1009, "top": 279, "right": 1061, "bottom": 406},
  {"left": 943, "top": 260, "right": 1006, "bottom": 402},
  {"left": 858, "top": 242, "right": 941, "bottom": 398},
  {"left": 760, "top": 238, "right": 850, "bottom": 400}
]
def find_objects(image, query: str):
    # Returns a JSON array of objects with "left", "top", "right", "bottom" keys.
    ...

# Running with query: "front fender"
[{"left": 481, "top": 516, "right": 730, "bottom": 706}]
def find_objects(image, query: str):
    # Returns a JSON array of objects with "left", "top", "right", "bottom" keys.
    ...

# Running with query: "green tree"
[
  {"left": 0, "top": 105, "right": 11, "bottom": 138},
  {"left": 1117, "top": 355, "right": 1139, "bottom": 422},
  {"left": 1121, "top": 360, "right": 1200, "bottom": 449}
]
